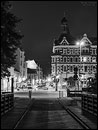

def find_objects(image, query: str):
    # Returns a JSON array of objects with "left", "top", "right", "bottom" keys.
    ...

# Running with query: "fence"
[
  {"left": 67, "top": 89, "right": 82, "bottom": 97},
  {"left": 59, "top": 91, "right": 67, "bottom": 98},
  {"left": 81, "top": 93, "right": 97, "bottom": 117},
  {"left": 1, "top": 92, "right": 14, "bottom": 116}
]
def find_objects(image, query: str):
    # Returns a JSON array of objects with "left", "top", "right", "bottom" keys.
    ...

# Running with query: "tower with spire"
[
  {"left": 61, "top": 13, "right": 70, "bottom": 35},
  {"left": 51, "top": 14, "right": 97, "bottom": 91}
]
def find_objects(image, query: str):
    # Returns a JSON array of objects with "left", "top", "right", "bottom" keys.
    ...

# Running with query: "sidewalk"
[
  {"left": 59, "top": 97, "right": 97, "bottom": 129},
  {"left": 1, "top": 96, "right": 97, "bottom": 129},
  {"left": 1, "top": 97, "right": 32, "bottom": 129}
]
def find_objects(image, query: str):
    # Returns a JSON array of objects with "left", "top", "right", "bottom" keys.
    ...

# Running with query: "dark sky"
[{"left": 10, "top": 1, "right": 97, "bottom": 75}]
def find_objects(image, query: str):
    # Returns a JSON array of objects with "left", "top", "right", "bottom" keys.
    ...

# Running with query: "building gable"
[
  {"left": 80, "top": 34, "right": 92, "bottom": 46},
  {"left": 60, "top": 37, "right": 69, "bottom": 45}
]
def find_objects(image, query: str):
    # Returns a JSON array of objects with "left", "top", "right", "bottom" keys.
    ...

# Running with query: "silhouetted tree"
[{"left": 1, "top": 1, "right": 23, "bottom": 78}]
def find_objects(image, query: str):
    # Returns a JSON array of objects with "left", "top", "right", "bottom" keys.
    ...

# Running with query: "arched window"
[
  {"left": 64, "top": 57, "right": 66, "bottom": 62},
  {"left": 67, "top": 57, "right": 70, "bottom": 62},
  {"left": 85, "top": 66, "right": 87, "bottom": 72},
  {"left": 76, "top": 57, "right": 78, "bottom": 63},
  {"left": 70, "top": 66, "right": 73, "bottom": 72},
  {"left": 64, "top": 66, "right": 67, "bottom": 72},
  {"left": 70, "top": 57, "right": 73, "bottom": 63}
]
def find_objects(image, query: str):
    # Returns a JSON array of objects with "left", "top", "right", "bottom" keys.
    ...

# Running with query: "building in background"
[
  {"left": 26, "top": 60, "right": 43, "bottom": 86},
  {"left": 1, "top": 48, "right": 27, "bottom": 92},
  {"left": 14, "top": 48, "right": 27, "bottom": 88},
  {"left": 51, "top": 15, "right": 97, "bottom": 88}
]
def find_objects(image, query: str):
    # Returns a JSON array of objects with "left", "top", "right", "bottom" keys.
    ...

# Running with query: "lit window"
[
  {"left": 59, "top": 48, "right": 63, "bottom": 54},
  {"left": 60, "top": 57, "right": 63, "bottom": 62},
  {"left": 57, "top": 57, "right": 60, "bottom": 63},
  {"left": 67, "top": 57, "right": 69, "bottom": 62},
  {"left": 75, "top": 49, "right": 78, "bottom": 55},
  {"left": 92, "top": 57, "right": 96, "bottom": 63},
  {"left": 93, "top": 66, "right": 96, "bottom": 72},
  {"left": 64, "top": 66, "right": 67, "bottom": 72},
  {"left": 68, "top": 49, "right": 71, "bottom": 55},
  {"left": 70, "top": 49, "right": 73, "bottom": 54},
  {"left": 60, "top": 65, "right": 63, "bottom": 72},
  {"left": 67, "top": 65, "right": 70, "bottom": 72},
  {"left": 64, "top": 49, "right": 67, "bottom": 54}
]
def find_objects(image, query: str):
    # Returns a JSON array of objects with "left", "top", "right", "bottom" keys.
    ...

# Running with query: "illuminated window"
[
  {"left": 60, "top": 57, "right": 63, "bottom": 62},
  {"left": 57, "top": 57, "right": 60, "bottom": 63},
  {"left": 67, "top": 49, "right": 71, "bottom": 55},
  {"left": 67, "top": 65, "right": 70, "bottom": 72},
  {"left": 93, "top": 66, "right": 96, "bottom": 72},
  {"left": 92, "top": 57, "right": 96, "bottom": 63},
  {"left": 70, "top": 49, "right": 73, "bottom": 54},
  {"left": 64, "top": 66, "right": 67, "bottom": 72},
  {"left": 57, "top": 65, "right": 60, "bottom": 73},
  {"left": 75, "top": 49, "right": 78, "bottom": 55},
  {"left": 64, "top": 49, "right": 67, "bottom": 54},
  {"left": 59, "top": 48, "right": 63, "bottom": 54},
  {"left": 60, "top": 65, "right": 63, "bottom": 72},
  {"left": 67, "top": 57, "right": 70, "bottom": 62}
]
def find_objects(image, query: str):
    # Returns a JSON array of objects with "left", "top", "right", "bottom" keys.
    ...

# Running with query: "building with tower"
[{"left": 51, "top": 15, "right": 97, "bottom": 88}]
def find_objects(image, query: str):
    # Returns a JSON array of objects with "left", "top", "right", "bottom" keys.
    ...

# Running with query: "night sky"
[{"left": 10, "top": 1, "right": 97, "bottom": 75}]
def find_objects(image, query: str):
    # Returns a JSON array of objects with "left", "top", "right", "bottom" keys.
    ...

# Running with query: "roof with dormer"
[
  {"left": 53, "top": 15, "right": 97, "bottom": 47},
  {"left": 54, "top": 32, "right": 75, "bottom": 46},
  {"left": 54, "top": 33, "right": 97, "bottom": 46}
]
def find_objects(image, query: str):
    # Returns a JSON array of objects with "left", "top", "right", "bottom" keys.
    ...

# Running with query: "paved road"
[
  {"left": 16, "top": 98, "right": 83, "bottom": 129},
  {"left": 14, "top": 90, "right": 67, "bottom": 98}
]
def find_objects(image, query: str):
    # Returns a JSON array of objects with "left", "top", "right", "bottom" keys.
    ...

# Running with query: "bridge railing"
[
  {"left": 67, "top": 89, "right": 82, "bottom": 97},
  {"left": 81, "top": 93, "right": 97, "bottom": 117},
  {"left": 1, "top": 92, "right": 14, "bottom": 116}
]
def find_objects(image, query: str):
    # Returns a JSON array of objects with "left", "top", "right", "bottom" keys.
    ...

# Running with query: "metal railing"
[
  {"left": 67, "top": 89, "right": 82, "bottom": 97},
  {"left": 81, "top": 93, "right": 97, "bottom": 116},
  {"left": 1, "top": 92, "right": 14, "bottom": 116}
]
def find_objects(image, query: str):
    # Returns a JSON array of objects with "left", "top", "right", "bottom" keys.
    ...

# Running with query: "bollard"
[
  {"left": 67, "top": 89, "right": 70, "bottom": 97},
  {"left": 29, "top": 90, "right": 32, "bottom": 99},
  {"left": 59, "top": 91, "right": 63, "bottom": 98}
]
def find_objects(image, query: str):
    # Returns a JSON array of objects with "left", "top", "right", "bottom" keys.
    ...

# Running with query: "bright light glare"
[
  {"left": 18, "top": 77, "right": 22, "bottom": 83},
  {"left": 76, "top": 41, "right": 85, "bottom": 46},
  {"left": 22, "top": 77, "right": 25, "bottom": 81},
  {"left": 47, "top": 77, "right": 51, "bottom": 82},
  {"left": 56, "top": 75, "right": 60, "bottom": 79},
  {"left": 80, "top": 41, "right": 85, "bottom": 46},
  {"left": 26, "top": 60, "right": 37, "bottom": 69},
  {"left": 62, "top": 82, "right": 67, "bottom": 85},
  {"left": 83, "top": 57, "right": 87, "bottom": 62},
  {"left": 76, "top": 41, "right": 80, "bottom": 46}
]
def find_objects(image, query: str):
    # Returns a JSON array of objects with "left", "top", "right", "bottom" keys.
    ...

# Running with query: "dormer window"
[{"left": 60, "top": 37, "right": 69, "bottom": 45}]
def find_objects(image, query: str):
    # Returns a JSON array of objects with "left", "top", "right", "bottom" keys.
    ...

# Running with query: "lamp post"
[
  {"left": 55, "top": 57, "right": 58, "bottom": 91},
  {"left": 76, "top": 41, "right": 85, "bottom": 89}
]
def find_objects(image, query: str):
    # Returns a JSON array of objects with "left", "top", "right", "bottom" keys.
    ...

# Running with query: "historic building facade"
[
  {"left": 26, "top": 60, "right": 43, "bottom": 85},
  {"left": 51, "top": 16, "right": 97, "bottom": 82},
  {"left": 1, "top": 48, "right": 27, "bottom": 92}
]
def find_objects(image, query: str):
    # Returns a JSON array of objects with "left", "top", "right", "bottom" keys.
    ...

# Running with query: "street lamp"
[
  {"left": 76, "top": 40, "right": 85, "bottom": 88},
  {"left": 76, "top": 40, "right": 85, "bottom": 74}
]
